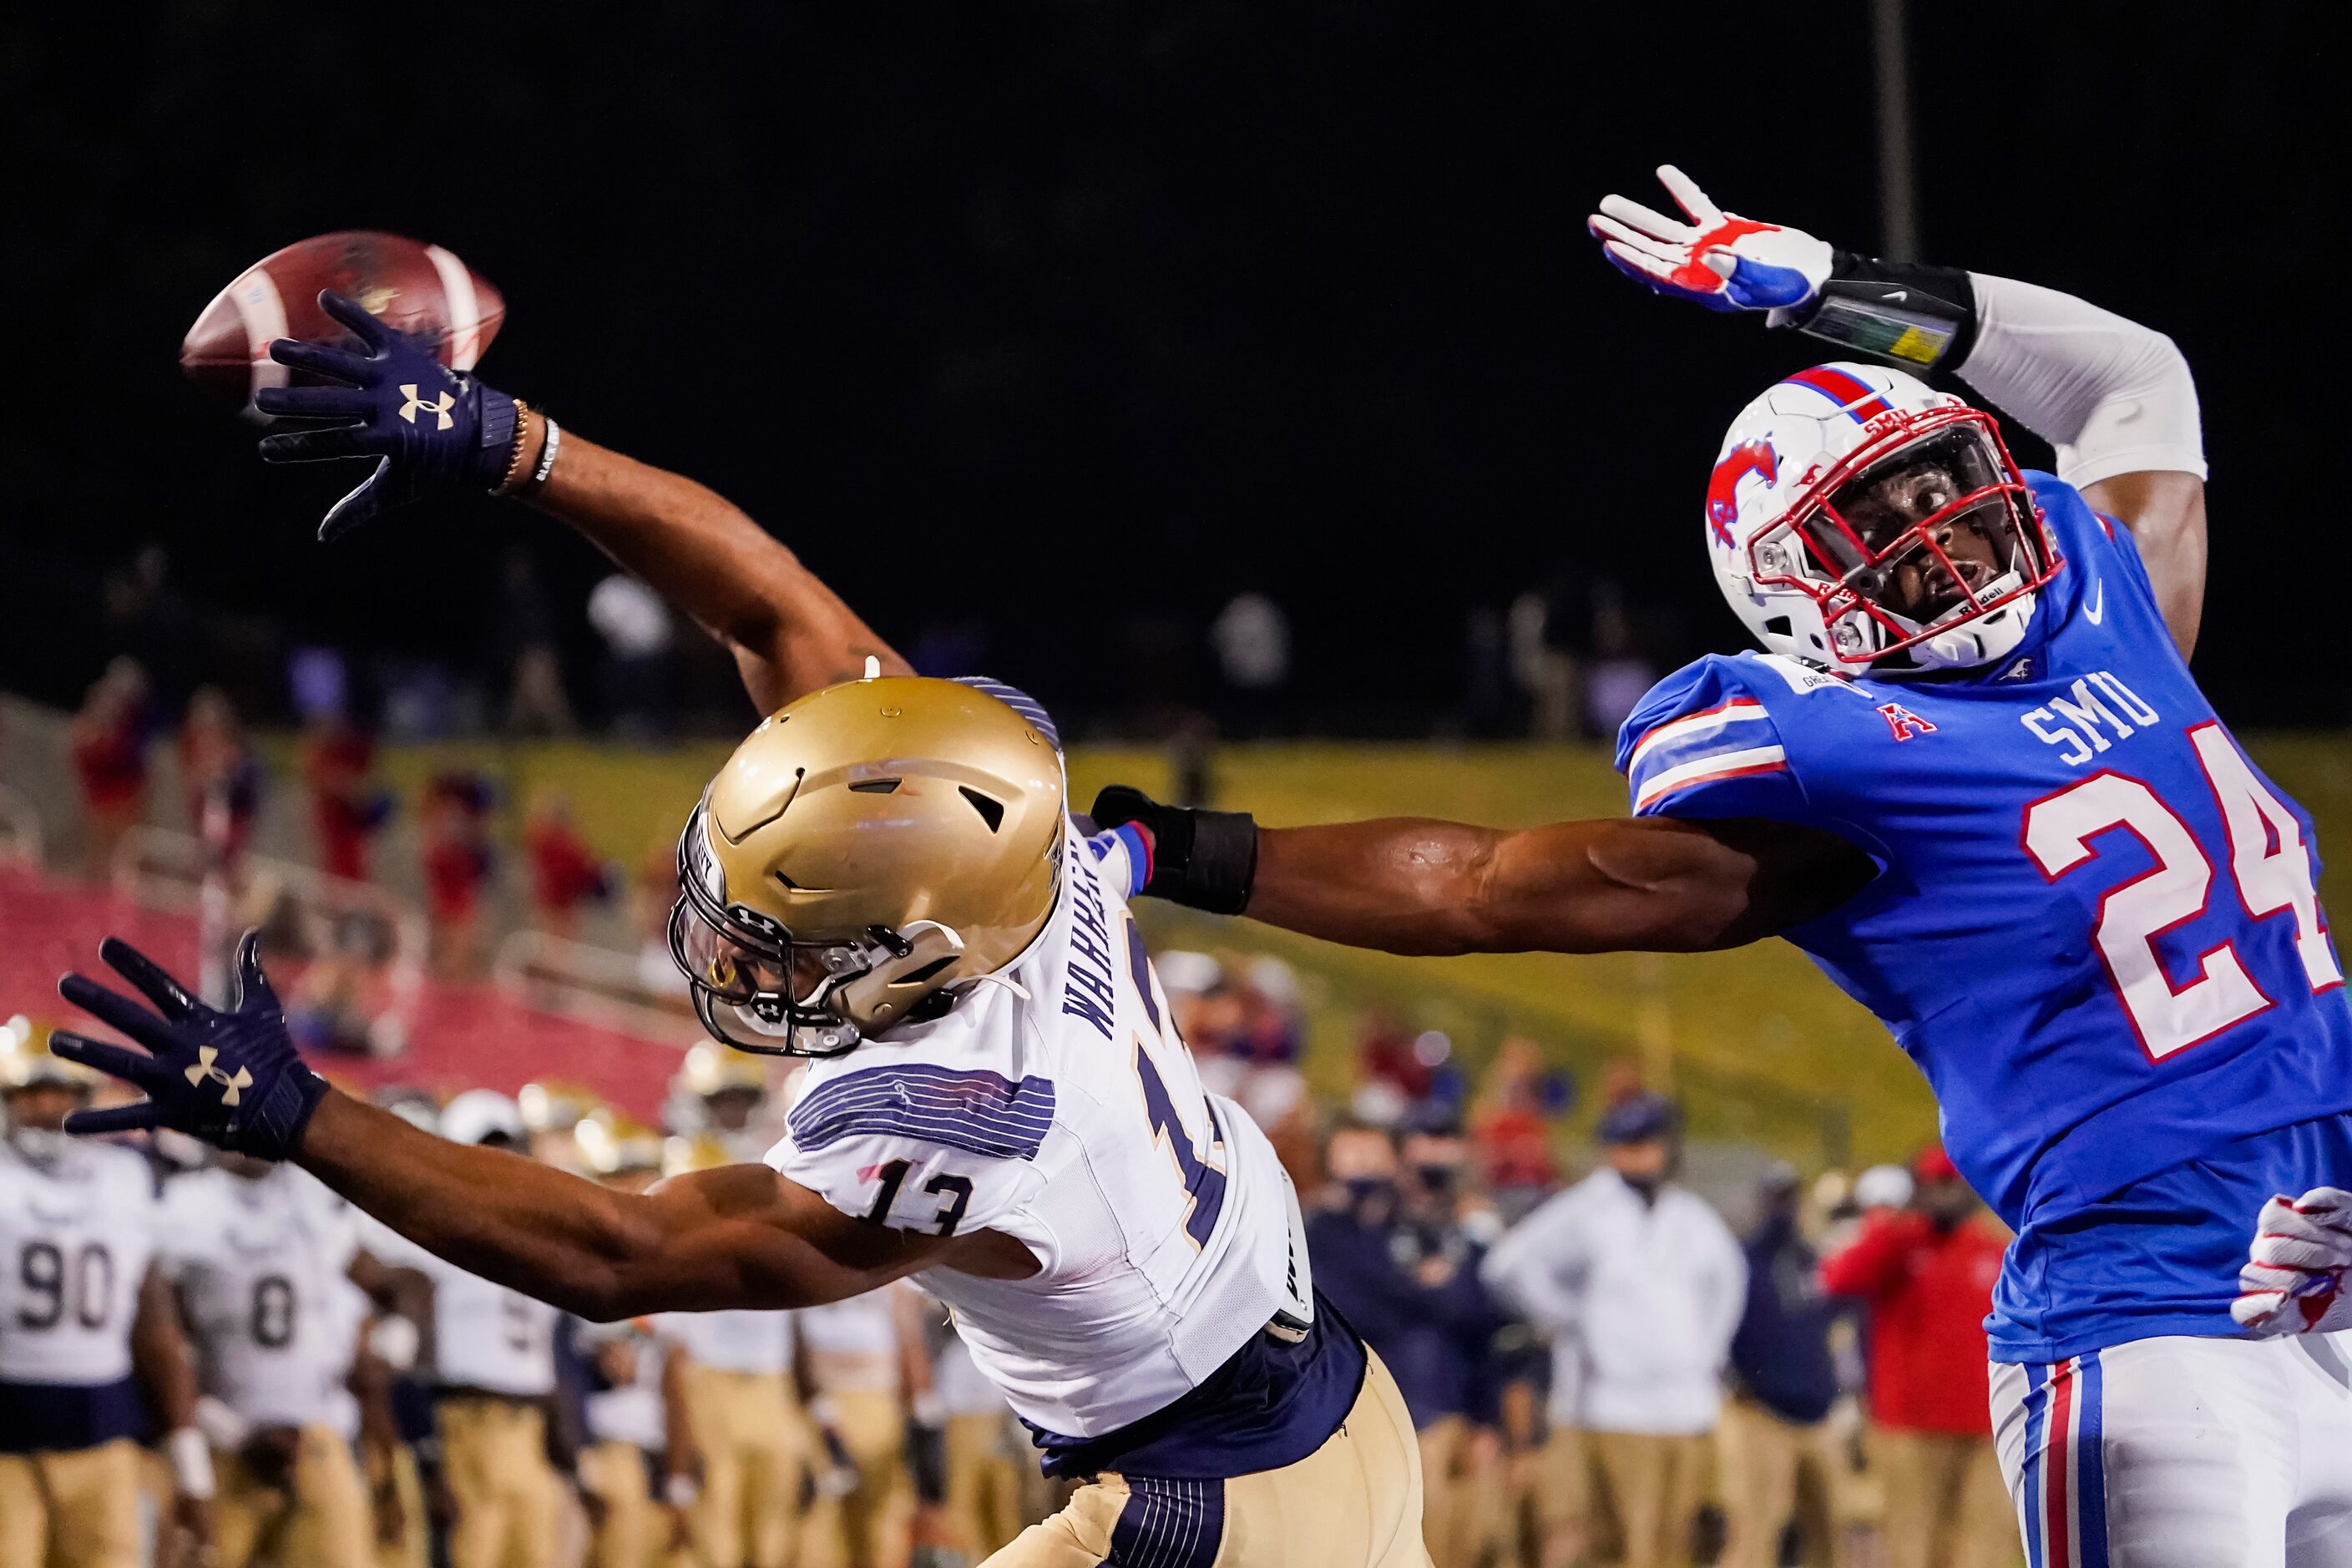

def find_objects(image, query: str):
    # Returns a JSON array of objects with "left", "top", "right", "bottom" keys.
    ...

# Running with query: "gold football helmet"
[
  {"left": 669, "top": 676, "right": 1065, "bottom": 1056},
  {"left": 2, "top": 1016, "right": 99, "bottom": 1095}
]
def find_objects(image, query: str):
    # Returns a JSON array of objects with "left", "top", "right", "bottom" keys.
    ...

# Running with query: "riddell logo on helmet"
[{"left": 1877, "top": 703, "right": 1938, "bottom": 741}]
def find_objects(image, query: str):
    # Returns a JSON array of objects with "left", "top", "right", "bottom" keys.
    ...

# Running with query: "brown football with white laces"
[{"left": 181, "top": 230, "right": 504, "bottom": 403}]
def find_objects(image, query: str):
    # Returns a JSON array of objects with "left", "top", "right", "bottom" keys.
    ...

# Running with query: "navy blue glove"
[
  {"left": 51, "top": 932, "right": 330, "bottom": 1161},
  {"left": 254, "top": 290, "right": 523, "bottom": 541}
]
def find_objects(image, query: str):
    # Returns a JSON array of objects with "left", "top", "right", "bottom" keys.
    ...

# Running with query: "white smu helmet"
[{"left": 1704, "top": 362, "right": 2061, "bottom": 674}]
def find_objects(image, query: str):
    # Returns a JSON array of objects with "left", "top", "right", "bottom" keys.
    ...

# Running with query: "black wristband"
[
  {"left": 1786, "top": 250, "right": 1979, "bottom": 374},
  {"left": 1173, "top": 807, "right": 1259, "bottom": 916},
  {"left": 1096, "top": 787, "right": 1261, "bottom": 915}
]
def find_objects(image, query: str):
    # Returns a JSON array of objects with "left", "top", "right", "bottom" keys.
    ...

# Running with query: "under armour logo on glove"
[
  {"left": 1589, "top": 166, "right": 1834, "bottom": 315},
  {"left": 253, "top": 290, "right": 520, "bottom": 541},
  {"left": 397, "top": 384, "right": 457, "bottom": 430},
  {"left": 51, "top": 932, "right": 329, "bottom": 1162},
  {"left": 2233, "top": 1187, "right": 2352, "bottom": 1338},
  {"left": 183, "top": 1046, "right": 255, "bottom": 1106}
]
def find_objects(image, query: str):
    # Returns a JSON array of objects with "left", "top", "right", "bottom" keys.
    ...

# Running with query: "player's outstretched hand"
[
  {"left": 50, "top": 931, "right": 330, "bottom": 1161},
  {"left": 254, "top": 289, "right": 524, "bottom": 542},
  {"left": 2233, "top": 1187, "right": 2352, "bottom": 1337},
  {"left": 1589, "top": 166, "right": 1834, "bottom": 315}
]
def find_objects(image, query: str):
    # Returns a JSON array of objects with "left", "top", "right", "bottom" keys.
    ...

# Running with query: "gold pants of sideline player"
[
  {"left": 0, "top": 1439, "right": 143, "bottom": 1568},
  {"left": 1872, "top": 1429, "right": 2013, "bottom": 1568},
  {"left": 211, "top": 1424, "right": 373, "bottom": 1568},
  {"left": 1714, "top": 1397, "right": 1856, "bottom": 1568},
  {"left": 946, "top": 1412, "right": 1026, "bottom": 1561},
  {"left": 441, "top": 1398, "right": 563, "bottom": 1568},
  {"left": 980, "top": 1348, "right": 1432, "bottom": 1568},
  {"left": 682, "top": 1366, "right": 809, "bottom": 1568},
  {"left": 801, "top": 1388, "right": 907, "bottom": 1568}
]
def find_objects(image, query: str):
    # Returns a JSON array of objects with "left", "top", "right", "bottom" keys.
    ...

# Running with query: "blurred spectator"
[
  {"left": 1356, "top": 1008, "right": 1438, "bottom": 1105},
  {"left": 1469, "top": 1037, "right": 1566, "bottom": 1214},
  {"left": 69, "top": 657, "right": 149, "bottom": 874},
  {"left": 302, "top": 716, "right": 390, "bottom": 883},
  {"left": 587, "top": 574, "right": 675, "bottom": 736},
  {"left": 99, "top": 544, "right": 197, "bottom": 709},
  {"left": 1463, "top": 604, "right": 1518, "bottom": 738},
  {"left": 524, "top": 793, "right": 613, "bottom": 939},
  {"left": 287, "top": 912, "right": 393, "bottom": 1057},
  {"left": 1719, "top": 1164, "right": 1847, "bottom": 1568},
  {"left": 178, "top": 686, "right": 260, "bottom": 862},
  {"left": 496, "top": 549, "right": 574, "bottom": 736},
  {"left": 1483, "top": 1092, "right": 1745, "bottom": 1568},
  {"left": 422, "top": 770, "right": 496, "bottom": 980},
  {"left": 1583, "top": 584, "right": 1659, "bottom": 739},
  {"left": 634, "top": 837, "right": 690, "bottom": 997},
  {"left": 1818, "top": 1146, "right": 2010, "bottom": 1568},
  {"left": 1308, "top": 1120, "right": 1514, "bottom": 1568},
  {"left": 1208, "top": 589, "right": 1290, "bottom": 737}
]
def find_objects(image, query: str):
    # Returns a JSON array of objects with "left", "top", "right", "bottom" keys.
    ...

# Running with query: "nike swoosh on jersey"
[{"left": 2084, "top": 581, "right": 2105, "bottom": 625}]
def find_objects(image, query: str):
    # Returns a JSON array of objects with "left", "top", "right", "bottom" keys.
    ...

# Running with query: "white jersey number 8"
[{"left": 2022, "top": 722, "right": 2340, "bottom": 1060}]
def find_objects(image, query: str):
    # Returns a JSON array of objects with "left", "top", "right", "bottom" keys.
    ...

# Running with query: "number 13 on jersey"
[{"left": 2023, "top": 723, "right": 2340, "bottom": 1060}]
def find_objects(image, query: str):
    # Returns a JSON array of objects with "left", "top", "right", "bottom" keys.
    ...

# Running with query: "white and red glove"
[
  {"left": 1589, "top": 166, "right": 1834, "bottom": 315},
  {"left": 2233, "top": 1187, "right": 2352, "bottom": 1337}
]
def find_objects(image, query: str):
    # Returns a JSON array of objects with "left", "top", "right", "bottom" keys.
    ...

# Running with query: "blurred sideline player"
[
  {"left": 358, "top": 1090, "right": 567, "bottom": 1568},
  {"left": 796, "top": 1283, "right": 926, "bottom": 1568},
  {"left": 0, "top": 1022, "right": 210, "bottom": 1568},
  {"left": 157, "top": 1147, "right": 382, "bottom": 1567},
  {"left": 1097, "top": 168, "right": 2351, "bottom": 1565},
  {"left": 671, "top": 1043, "right": 777, "bottom": 1165},
  {"left": 54, "top": 290, "right": 1431, "bottom": 1566},
  {"left": 655, "top": 1135, "right": 811, "bottom": 1568},
  {"left": 928, "top": 1316, "right": 1026, "bottom": 1562},
  {"left": 573, "top": 1114, "right": 695, "bottom": 1568}
]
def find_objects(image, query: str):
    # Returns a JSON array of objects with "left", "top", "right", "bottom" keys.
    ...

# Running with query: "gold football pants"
[
  {"left": 946, "top": 1412, "right": 1026, "bottom": 1560},
  {"left": 681, "top": 1366, "right": 808, "bottom": 1568},
  {"left": 0, "top": 1439, "right": 143, "bottom": 1568},
  {"left": 210, "top": 1424, "right": 373, "bottom": 1568},
  {"left": 439, "top": 1398, "right": 562, "bottom": 1568},
  {"left": 979, "top": 1348, "right": 1432, "bottom": 1568}
]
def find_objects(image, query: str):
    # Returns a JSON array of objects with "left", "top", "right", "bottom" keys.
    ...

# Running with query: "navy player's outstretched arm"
[
  {"left": 286, "top": 1092, "right": 1015, "bottom": 1320},
  {"left": 1245, "top": 813, "right": 1874, "bottom": 956}
]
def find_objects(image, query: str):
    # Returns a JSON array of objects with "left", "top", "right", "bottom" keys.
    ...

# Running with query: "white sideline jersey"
[
  {"left": 159, "top": 1165, "right": 367, "bottom": 1434},
  {"left": 357, "top": 1213, "right": 559, "bottom": 1398},
  {"left": 766, "top": 824, "right": 1313, "bottom": 1439},
  {"left": 583, "top": 1323, "right": 669, "bottom": 1451},
  {"left": 0, "top": 1140, "right": 158, "bottom": 1385},
  {"left": 658, "top": 1307, "right": 795, "bottom": 1376}
]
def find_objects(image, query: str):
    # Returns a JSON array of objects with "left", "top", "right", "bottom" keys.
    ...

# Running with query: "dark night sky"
[{"left": 3, "top": 3, "right": 2339, "bottom": 732}]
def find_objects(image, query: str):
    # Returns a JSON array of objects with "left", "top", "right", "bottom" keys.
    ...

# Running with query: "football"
[{"left": 180, "top": 230, "right": 505, "bottom": 402}]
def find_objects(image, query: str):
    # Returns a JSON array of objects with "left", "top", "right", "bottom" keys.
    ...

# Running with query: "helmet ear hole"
[
  {"left": 959, "top": 787, "right": 1006, "bottom": 832},
  {"left": 1763, "top": 616, "right": 1792, "bottom": 637}
]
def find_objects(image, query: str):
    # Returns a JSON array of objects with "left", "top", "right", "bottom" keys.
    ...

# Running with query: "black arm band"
[
  {"left": 1156, "top": 807, "right": 1261, "bottom": 916},
  {"left": 1786, "top": 250, "right": 1979, "bottom": 374}
]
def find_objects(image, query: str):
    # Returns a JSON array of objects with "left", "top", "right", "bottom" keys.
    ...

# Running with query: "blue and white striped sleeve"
[
  {"left": 1613, "top": 657, "right": 1805, "bottom": 822},
  {"left": 766, "top": 1064, "right": 1052, "bottom": 1235}
]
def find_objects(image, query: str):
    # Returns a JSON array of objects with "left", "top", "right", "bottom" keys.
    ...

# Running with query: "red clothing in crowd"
[
  {"left": 526, "top": 819, "right": 605, "bottom": 919},
  {"left": 72, "top": 718, "right": 146, "bottom": 811},
  {"left": 1818, "top": 1209, "right": 2006, "bottom": 1434},
  {"left": 304, "top": 727, "right": 378, "bottom": 882}
]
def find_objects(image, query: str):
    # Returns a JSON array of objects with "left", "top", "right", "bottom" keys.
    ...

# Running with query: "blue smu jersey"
[{"left": 1618, "top": 473, "right": 2349, "bottom": 1357}]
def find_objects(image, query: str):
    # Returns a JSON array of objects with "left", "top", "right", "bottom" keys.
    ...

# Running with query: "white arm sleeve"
[{"left": 1958, "top": 273, "right": 2208, "bottom": 488}]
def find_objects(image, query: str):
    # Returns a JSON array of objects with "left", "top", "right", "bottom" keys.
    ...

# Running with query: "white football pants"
[{"left": 1990, "top": 1332, "right": 2352, "bottom": 1566}]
